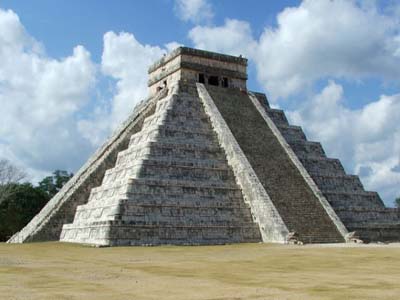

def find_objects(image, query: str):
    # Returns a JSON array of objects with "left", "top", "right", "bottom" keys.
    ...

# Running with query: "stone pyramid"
[{"left": 8, "top": 47, "right": 400, "bottom": 246}]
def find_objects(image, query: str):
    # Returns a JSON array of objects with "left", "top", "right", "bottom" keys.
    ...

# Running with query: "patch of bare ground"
[{"left": 1, "top": 242, "right": 400, "bottom": 300}]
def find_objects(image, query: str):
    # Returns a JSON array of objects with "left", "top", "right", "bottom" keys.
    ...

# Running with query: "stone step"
[
  {"left": 147, "top": 137, "right": 216, "bottom": 148},
  {"left": 277, "top": 125, "right": 307, "bottom": 142},
  {"left": 295, "top": 234, "right": 344, "bottom": 244},
  {"left": 83, "top": 193, "right": 248, "bottom": 213},
  {"left": 88, "top": 182, "right": 128, "bottom": 202},
  {"left": 72, "top": 203, "right": 254, "bottom": 226},
  {"left": 323, "top": 191, "right": 385, "bottom": 208},
  {"left": 158, "top": 123, "right": 215, "bottom": 135},
  {"left": 141, "top": 112, "right": 165, "bottom": 128},
  {"left": 126, "top": 178, "right": 243, "bottom": 199},
  {"left": 169, "top": 96, "right": 204, "bottom": 108},
  {"left": 136, "top": 160, "right": 235, "bottom": 182},
  {"left": 142, "top": 157, "right": 229, "bottom": 169},
  {"left": 287, "top": 140, "right": 327, "bottom": 158},
  {"left": 90, "top": 170, "right": 244, "bottom": 202},
  {"left": 128, "top": 125, "right": 159, "bottom": 146},
  {"left": 334, "top": 207, "right": 400, "bottom": 223},
  {"left": 117, "top": 193, "right": 246, "bottom": 206},
  {"left": 310, "top": 174, "right": 365, "bottom": 193},
  {"left": 129, "top": 125, "right": 217, "bottom": 147},
  {"left": 266, "top": 109, "right": 289, "bottom": 127},
  {"left": 346, "top": 223, "right": 400, "bottom": 243},
  {"left": 103, "top": 160, "right": 235, "bottom": 183},
  {"left": 80, "top": 196, "right": 248, "bottom": 211},
  {"left": 154, "top": 96, "right": 173, "bottom": 111},
  {"left": 61, "top": 222, "right": 262, "bottom": 246},
  {"left": 118, "top": 203, "right": 253, "bottom": 218},
  {"left": 144, "top": 112, "right": 211, "bottom": 130},
  {"left": 252, "top": 92, "right": 270, "bottom": 108},
  {"left": 108, "top": 156, "right": 230, "bottom": 177},
  {"left": 164, "top": 102, "right": 208, "bottom": 115},
  {"left": 299, "top": 157, "right": 346, "bottom": 176},
  {"left": 116, "top": 142, "right": 224, "bottom": 165}
]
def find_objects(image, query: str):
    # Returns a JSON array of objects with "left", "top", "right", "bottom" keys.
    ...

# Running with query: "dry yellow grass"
[{"left": 0, "top": 242, "right": 399, "bottom": 300}]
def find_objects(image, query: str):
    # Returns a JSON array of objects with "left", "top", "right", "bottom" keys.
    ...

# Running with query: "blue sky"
[{"left": 0, "top": 0, "right": 399, "bottom": 205}]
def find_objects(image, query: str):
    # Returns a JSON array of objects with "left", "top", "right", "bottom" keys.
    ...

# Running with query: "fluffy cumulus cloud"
[
  {"left": 0, "top": 8, "right": 96, "bottom": 181},
  {"left": 256, "top": 0, "right": 400, "bottom": 100},
  {"left": 0, "top": 8, "right": 171, "bottom": 182},
  {"left": 189, "top": 0, "right": 400, "bottom": 100},
  {"left": 77, "top": 31, "right": 167, "bottom": 146},
  {"left": 288, "top": 81, "right": 400, "bottom": 205},
  {"left": 189, "top": 18, "right": 257, "bottom": 57},
  {"left": 174, "top": 0, "right": 214, "bottom": 24}
]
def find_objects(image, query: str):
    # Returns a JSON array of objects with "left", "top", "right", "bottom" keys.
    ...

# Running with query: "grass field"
[{"left": 1, "top": 242, "right": 400, "bottom": 300}]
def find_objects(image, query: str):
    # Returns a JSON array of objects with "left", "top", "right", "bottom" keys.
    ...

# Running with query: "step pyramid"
[
  {"left": 8, "top": 47, "right": 400, "bottom": 246},
  {"left": 60, "top": 89, "right": 261, "bottom": 246}
]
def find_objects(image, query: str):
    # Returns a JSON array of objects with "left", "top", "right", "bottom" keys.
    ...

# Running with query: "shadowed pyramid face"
[{"left": 9, "top": 47, "right": 400, "bottom": 246}]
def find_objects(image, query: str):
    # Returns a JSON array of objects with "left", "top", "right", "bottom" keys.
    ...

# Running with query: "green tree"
[
  {"left": 38, "top": 170, "right": 73, "bottom": 198},
  {"left": 395, "top": 197, "right": 400, "bottom": 208},
  {"left": 0, "top": 183, "right": 50, "bottom": 241}
]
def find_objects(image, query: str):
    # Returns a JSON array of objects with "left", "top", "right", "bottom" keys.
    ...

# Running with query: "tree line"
[{"left": 0, "top": 159, "right": 73, "bottom": 241}]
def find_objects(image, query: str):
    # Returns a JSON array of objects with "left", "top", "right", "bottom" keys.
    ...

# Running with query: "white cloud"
[
  {"left": 174, "top": 0, "right": 213, "bottom": 24},
  {"left": 288, "top": 81, "right": 400, "bottom": 205},
  {"left": 255, "top": 0, "right": 400, "bottom": 100},
  {"left": 101, "top": 31, "right": 166, "bottom": 125},
  {"left": 0, "top": 8, "right": 172, "bottom": 183},
  {"left": 188, "top": 1, "right": 400, "bottom": 100},
  {"left": 164, "top": 41, "right": 183, "bottom": 52},
  {"left": 77, "top": 31, "right": 168, "bottom": 146},
  {"left": 189, "top": 18, "right": 257, "bottom": 57},
  {"left": 0, "top": 8, "right": 96, "bottom": 182}
]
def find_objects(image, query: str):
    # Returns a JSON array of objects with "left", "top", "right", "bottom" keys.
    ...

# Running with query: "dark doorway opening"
[
  {"left": 222, "top": 77, "right": 229, "bottom": 88},
  {"left": 208, "top": 76, "right": 219, "bottom": 86},
  {"left": 199, "top": 73, "right": 205, "bottom": 83}
]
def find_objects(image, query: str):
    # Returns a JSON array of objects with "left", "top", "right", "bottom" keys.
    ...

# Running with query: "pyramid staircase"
[
  {"left": 253, "top": 93, "right": 400, "bottom": 242},
  {"left": 204, "top": 86, "right": 345, "bottom": 244},
  {"left": 60, "top": 89, "right": 261, "bottom": 246}
]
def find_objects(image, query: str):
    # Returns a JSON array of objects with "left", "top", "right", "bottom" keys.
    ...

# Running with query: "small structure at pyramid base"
[{"left": 9, "top": 47, "right": 400, "bottom": 246}]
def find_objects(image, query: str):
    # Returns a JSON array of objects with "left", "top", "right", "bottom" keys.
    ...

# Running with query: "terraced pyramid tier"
[
  {"left": 60, "top": 90, "right": 261, "bottom": 246},
  {"left": 252, "top": 92, "right": 400, "bottom": 242}
]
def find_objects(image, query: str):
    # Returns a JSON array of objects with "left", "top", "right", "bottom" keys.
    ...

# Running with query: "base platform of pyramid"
[{"left": 8, "top": 47, "right": 400, "bottom": 246}]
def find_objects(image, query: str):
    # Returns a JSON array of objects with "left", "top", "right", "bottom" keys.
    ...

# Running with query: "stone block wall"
[
  {"left": 8, "top": 90, "right": 167, "bottom": 243},
  {"left": 60, "top": 83, "right": 261, "bottom": 246}
]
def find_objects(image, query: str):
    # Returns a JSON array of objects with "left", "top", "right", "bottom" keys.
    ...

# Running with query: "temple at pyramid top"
[
  {"left": 8, "top": 47, "right": 400, "bottom": 246},
  {"left": 148, "top": 47, "right": 248, "bottom": 95}
]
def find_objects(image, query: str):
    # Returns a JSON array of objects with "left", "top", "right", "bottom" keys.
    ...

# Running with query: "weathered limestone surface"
[
  {"left": 197, "top": 83, "right": 289, "bottom": 243},
  {"left": 60, "top": 84, "right": 261, "bottom": 246},
  {"left": 148, "top": 47, "right": 247, "bottom": 96},
  {"left": 253, "top": 93, "right": 400, "bottom": 242},
  {"left": 8, "top": 90, "right": 166, "bottom": 243},
  {"left": 9, "top": 46, "right": 399, "bottom": 245},
  {"left": 205, "top": 86, "right": 345, "bottom": 243}
]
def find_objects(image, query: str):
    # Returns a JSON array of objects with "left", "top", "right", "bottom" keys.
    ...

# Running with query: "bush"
[{"left": 0, "top": 183, "right": 50, "bottom": 241}]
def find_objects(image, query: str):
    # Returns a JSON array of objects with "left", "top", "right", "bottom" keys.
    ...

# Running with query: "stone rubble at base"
[{"left": 8, "top": 47, "right": 400, "bottom": 246}]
